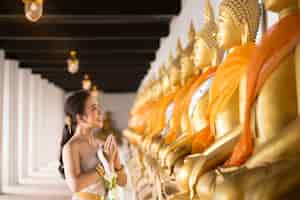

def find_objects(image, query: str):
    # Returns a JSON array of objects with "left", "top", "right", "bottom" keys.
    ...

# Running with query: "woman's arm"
[
  {"left": 113, "top": 149, "right": 127, "bottom": 187},
  {"left": 63, "top": 142, "right": 101, "bottom": 192}
]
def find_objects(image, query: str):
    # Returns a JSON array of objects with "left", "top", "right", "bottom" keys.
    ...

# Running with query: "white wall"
[
  {"left": 0, "top": 51, "right": 66, "bottom": 193},
  {"left": 100, "top": 93, "right": 136, "bottom": 131},
  {"left": 0, "top": 50, "right": 5, "bottom": 192},
  {"left": 64, "top": 92, "right": 135, "bottom": 132}
]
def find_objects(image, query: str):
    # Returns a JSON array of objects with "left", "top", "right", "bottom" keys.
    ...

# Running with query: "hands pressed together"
[{"left": 103, "top": 134, "right": 122, "bottom": 171}]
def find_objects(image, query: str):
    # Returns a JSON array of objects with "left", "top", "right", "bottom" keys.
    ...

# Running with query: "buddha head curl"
[
  {"left": 218, "top": 0, "right": 261, "bottom": 49},
  {"left": 179, "top": 35, "right": 196, "bottom": 84}
]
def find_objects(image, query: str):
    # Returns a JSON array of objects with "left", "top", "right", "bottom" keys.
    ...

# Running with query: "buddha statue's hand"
[
  {"left": 174, "top": 153, "right": 202, "bottom": 192},
  {"left": 244, "top": 159, "right": 300, "bottom": 200},
  {"left": 246, "top": 118, "right": 300, "bottom": 168},
  {"left": 123, "top": 129, "right": 142, "bottom": 145},
  {"left": 162, "top": 134, "right": 194, "bottom": 166}
]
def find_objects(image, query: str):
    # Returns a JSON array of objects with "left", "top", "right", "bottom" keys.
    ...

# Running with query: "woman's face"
[{"left": 82, "top": 95, "right": 103, "bottom": 128}]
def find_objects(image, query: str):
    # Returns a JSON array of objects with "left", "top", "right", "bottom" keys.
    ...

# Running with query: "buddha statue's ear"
[
  {"left": 241, "top": 20, "right": 250, "bottom": 45},
  {"left": 176, "top": 39, "right": 183, "bottom": 58},
  {"left": 211, "top": 47, "right": 219, "bottom": 66}
]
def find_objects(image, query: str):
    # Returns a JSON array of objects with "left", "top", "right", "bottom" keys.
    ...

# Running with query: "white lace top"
[{"left": 72, "top": 147, "right": 116, "bottom": 200}]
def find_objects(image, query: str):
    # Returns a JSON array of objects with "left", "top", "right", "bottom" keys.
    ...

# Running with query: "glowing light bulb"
[
  {"left": 91, "top": 86, "right": 100, "bottom": 97},
  {"left": 82, "top": 74, "right": 92, "bottom": 90},
  {"left": 67, "top": 51, "right": 79, "bottom": 74},
  {"left": 67, "top": 60, "right": 79, "bottom": 74},
  {"left": 23, "top": 0, "right": 43, "bottom": 22}
]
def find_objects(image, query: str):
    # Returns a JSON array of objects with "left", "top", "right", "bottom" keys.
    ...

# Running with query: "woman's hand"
[
  {"left": 104, "top": 134, "right": 127, "bottom": 186},
  {"left": 104, "top": 134, "right": 121, "bottom": 171}
]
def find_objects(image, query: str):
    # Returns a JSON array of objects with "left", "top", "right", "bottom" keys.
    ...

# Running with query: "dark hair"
[{"left": 58, "top": 90, "right": 90, "bottom": 179}]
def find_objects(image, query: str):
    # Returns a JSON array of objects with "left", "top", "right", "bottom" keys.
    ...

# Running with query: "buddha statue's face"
[
  {"left": 193, "top": 37, "right": 212, "bottom": 67},
  {"left": 264, "top": 0, "right": 298, "bottom": 12},
  {"left": 180, "top": 56, "right": 194, "bottom": 83},
  {"left": 217, "top": 10, "right": 242, "bottom": 50},
  {"left": 154, "top": 82, "right": 162, "bottom": 98},
  {"left": 161, "top": 74, "right": 170, "bottom": 93},
  {"left": 169, "top": 66, "right": 180, "bottom": 87}
]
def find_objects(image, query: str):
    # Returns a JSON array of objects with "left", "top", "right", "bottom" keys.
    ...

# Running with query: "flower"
[{"left": 103, "top": 173, "right": 117, "bottom": 200}]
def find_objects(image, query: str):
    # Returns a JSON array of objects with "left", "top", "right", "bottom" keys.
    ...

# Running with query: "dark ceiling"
[{"left": 0, "top": 0, "right": 181, "bottom": 92}]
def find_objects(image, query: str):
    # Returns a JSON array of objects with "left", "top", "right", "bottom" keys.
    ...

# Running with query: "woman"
[{"left": 58, "top": 90, "right": 127, "bottom": 200}]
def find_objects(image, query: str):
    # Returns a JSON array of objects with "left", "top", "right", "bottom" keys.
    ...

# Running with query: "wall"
[
  {"left": 65, "top": 92, "right": 135, "bottom": 131},
  {"left": 0, "top": 50, "right": 4, "bottom": 192},
  {"left": 0, "top": 51, "right": 66, "bottom": 193},
  {"left": 100, "top": 93, "right": 136, "bottom": 131}
]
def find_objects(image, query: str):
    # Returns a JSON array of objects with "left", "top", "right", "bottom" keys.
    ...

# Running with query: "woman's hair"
[{"left": 58, "top": 90, "right": 90, "bottom": 179}]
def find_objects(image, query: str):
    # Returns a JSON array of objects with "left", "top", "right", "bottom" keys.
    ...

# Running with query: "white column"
[
  {"left": 18, "top": 69, "right": 32, "bottom": 183},
  {"left": 48, "top": 83, "right": 56, "bottom": 163},
  {"left": 2, "top": 60, "right": 20, "bottom": 187},
  {"left": 43, "top": 83, "right": 64, "bottom": 175},
  {"left": 36, "top": 79, "right": 48, "bottom": 169},
  {"left": 0, "top": 50, "right": 5, "bottom": 192},
  {"left": 28, "top": 74, "right": 40, "bottom": 175}
]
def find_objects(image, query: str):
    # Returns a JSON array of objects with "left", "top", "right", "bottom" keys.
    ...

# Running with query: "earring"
[{"left": 65, "top": 115, "right": 72, "bottom": 134}]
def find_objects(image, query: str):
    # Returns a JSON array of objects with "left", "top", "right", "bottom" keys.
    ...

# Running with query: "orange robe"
[
  {"left": 181, "top": 68, "right": 217, "bottom": 139},
  {"left": 150, "top": 88, "right": 179, "bottom": 137},
  {"left": 192, "top": 43, "right": 256, "bottom": 153},
  {"left": 164, "top": 77, "right": 198, "bottom": 144},
  {"left": 226, "top": 14, "right": 300, "bottom": 166},
  {"left": 128, "top": 99, "right": 155, "bottom": 134}
]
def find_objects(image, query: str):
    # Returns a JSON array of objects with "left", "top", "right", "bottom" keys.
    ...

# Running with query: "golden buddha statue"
[
  {"left": 137, "top": 63, "right": 183, "bottom": 200},
  {"left": 147, "top": 39, "right": 187, "bottom": 159},
  {"left": 171, "top": 0, "right": 261, "bottom": 198},
  {"left": 152, "top": 7, "right": 226, "bottom": 196},
  {"left": 146, "top": 56, "right": 182, "bottom": 159},
  {"left": 128, "top": 74, "right": 169, "bottom": 200},
  {"left": 206, "top": 0, "right": 300, "bottom": 199},
  {"left": 162, "top": 0, "right": 225, "bottom": 193},
  {"left": 126, "top": 77, "right": 163, "bottom": 145},
  {"left": 157, "top": 27, "right": 199, "bottom": 162},
  {"left": 141, "top": 65, "right": 173, "bottom": 153}
]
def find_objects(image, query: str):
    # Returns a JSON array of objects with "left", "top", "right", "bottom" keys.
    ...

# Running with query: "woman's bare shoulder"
[{"left": 63, "top": 136, "right": 85, "bottom": 154}]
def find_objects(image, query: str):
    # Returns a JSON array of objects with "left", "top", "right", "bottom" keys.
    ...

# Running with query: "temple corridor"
[
  {"left": 0, "top": 51, "right": 136, "bottom": 199},
  {"left": 1, "top": 0, "right": 300, "bottom": 200}
]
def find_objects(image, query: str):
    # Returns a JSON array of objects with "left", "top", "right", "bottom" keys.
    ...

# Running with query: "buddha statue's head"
[
  {"left": 218, "top": 0, "right": 261, "bottom": 49},
  {"left": 136, "top": 76, "right": 153, "bottom": 101},
  {"left": 152, "top": 79, "right": 163, "bottom": 99},
  {"left": 142, "top": 78, "right": 155, "bottom": 101},
  {"left": 193, "top": 0, "right": 223, "bottom": 68},
  {"left": 140, "top": 76, "right": 154, "bottom": 96},
  {"left": 179, "top": 26, "right": 196, "bottom": 85},
  {"left": 264, "top": 0, "right": 298, "bottom": 13},
  {"left": 159, "top": 65, "right": 171, "bottom": 93},
  {"left": 166, "top": 53, "right": 180, "bottom": 88},
  {"left": 169, "top": 65, "right": 180, "bottom": 89}
]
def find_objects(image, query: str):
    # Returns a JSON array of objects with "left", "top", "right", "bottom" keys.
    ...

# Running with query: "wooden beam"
[
  {"left": 18, "top": 58, "right": 151, "bottom": 65},
  {"left": 41, "top": 72, "right": 145, "bottom": 92},
  {"left": 31, "top": 66, "right": 147, "bottom": 73},
  {"left": 0, "top": 1, "right": 180, "bottom": 15},
  {"left": 0, "top": 39, "right": 159, "bottom": 51},
  {"left": 20, "top": 62, "right": 149, "bottom": 68},
  {"left": 0, "top": 22, "right": 169, "bottom": 38},
  {"left": 0, "top": 14, "right": 172, "bottom": 24},
  {"left": 6, "top": 52, "right": 155, "bottom": 62},
  {"left": 22, "top": 63, "right": 148, "bottom": 71}
]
